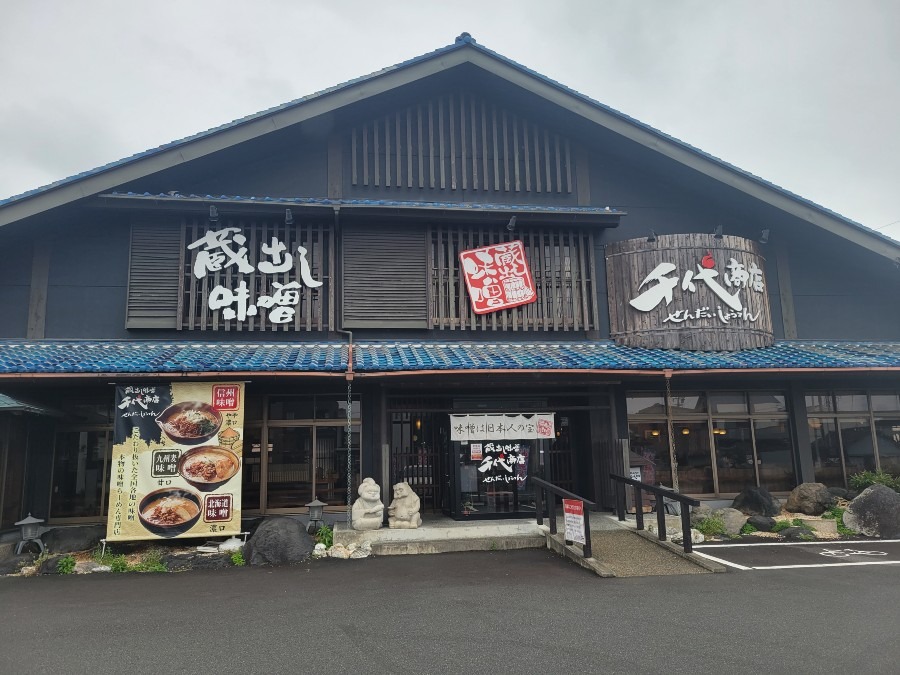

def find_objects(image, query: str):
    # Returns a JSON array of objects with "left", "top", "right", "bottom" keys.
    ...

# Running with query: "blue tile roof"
[
  {"left": 0, "top": 340, "right": 897, "bottom": 375},
  {"left": 352, "top": 341, "right": 900, "bottom": 372},
  {"left": 0, "top": 342, "right": 347, "bottom": 374},
  {"left": 103, "top": 192, "right": 624, "bottom": 216},
  {"left": 2, "top": 35, "right": 897, "bottom": 252}
]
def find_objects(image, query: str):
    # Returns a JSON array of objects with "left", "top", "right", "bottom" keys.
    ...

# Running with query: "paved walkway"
[{"left": 335, "top": 511, "right": 710, "bottom": 576}]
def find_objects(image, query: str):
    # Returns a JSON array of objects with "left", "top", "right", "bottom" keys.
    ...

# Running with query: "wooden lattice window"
[
  {"left": 348, "top": 91, "right": 575, "bottom": 195},
  {"left": 180, "top": 216, "right": 335, "bottom": 331},
  {"left": 428, "top": 224, "right": 599, "bottom": 331}
]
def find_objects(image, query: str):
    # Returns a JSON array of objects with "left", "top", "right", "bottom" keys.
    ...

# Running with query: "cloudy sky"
[{"left": 1, "top": 0, "right": 898, "bottom": 241}]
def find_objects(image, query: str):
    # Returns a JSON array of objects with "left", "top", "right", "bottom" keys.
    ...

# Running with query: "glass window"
[
  {"left": 673, "top": 422, "right": 713, "bottom": 493},
  {"left": 669, "top": 393, "right": 707, "bottom": 415},
  {"left": 627, "top": 422, "right": 672, "bottom": 488},
  {"left": 709, "top": 393, "right": 748, "bottom": 415},
  {"left": 875, "top": 419, "right": 900, "bottom": 474},
  {"left": 266, "top": 427, "right": 313, "bottom": 509},
  {"left": 840, "top": 419, "right": 877, "bottom": 476},
  {"left": 754, "top": 419, "right": 795, "bottom": 492},
  {"left": 712, "top": 420, "right": 754, "bottom": 492},
  {"left": 835, "top": 392, "right": 870, "bottom": 412},
  {"left": 805, "top": 393, "right": 834, "bottom": 414},
  {"left": 267, "top": 397, "right": 315, "bottom": 421},
  {"left": 871, "top": 393, "right": 900, "bottom": 412},
  {"left": 314, "top": 397, "right": 361, "bottom": 421},
  {"left": 626, "top": 394, "right": 666, "bottom": 416},
  {"left": 750, "top": 393, "right": 787, "bottom": 414},
  {"left": 51, "top": 431, "right": 111, "bottom": 518},
  {"left": 241, "top": 427, "right": 262, "bottom": 511},
  {"left": 809, "top": 418, "right": 844, "bottom": 488}
]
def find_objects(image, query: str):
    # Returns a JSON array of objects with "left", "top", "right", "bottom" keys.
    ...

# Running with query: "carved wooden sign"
[{"left": 605, "top": 234, "right": 774, "bottom": 351}]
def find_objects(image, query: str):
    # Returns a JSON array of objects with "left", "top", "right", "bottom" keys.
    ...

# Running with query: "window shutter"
[
  {"left": 126, "top": 222, "right": 182, "bottom": 329},
  {"left": 341, "top": 224, "right": 427, "bottom": 328}
]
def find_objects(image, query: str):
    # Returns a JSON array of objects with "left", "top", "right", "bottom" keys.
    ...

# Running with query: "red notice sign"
[
  {"left": 563, "top": 499, "right": 586, "bottom": 545},
  {"left": 460, "top": 240, "right": 537, "bottom": 314}
]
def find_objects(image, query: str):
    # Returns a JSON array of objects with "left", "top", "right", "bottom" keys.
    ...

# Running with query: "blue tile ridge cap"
[
  {"left": 103, "top": 192, "right": 624, "bottom": 215},
  {"left": 1, "top": 36, "right": 896, "bottom": 253}
]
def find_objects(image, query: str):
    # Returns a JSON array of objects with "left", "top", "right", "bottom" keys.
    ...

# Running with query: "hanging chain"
[
  {"left": 346, "top": 375, "right": 353, "bottom": 523},
  {"left": 665, "top": 375, "right": 680, "bottom": 493}
]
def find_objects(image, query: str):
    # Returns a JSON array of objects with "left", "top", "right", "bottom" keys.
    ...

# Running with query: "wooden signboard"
[{"left": 605, "top": 234, "right": 774, "bottom": 351}]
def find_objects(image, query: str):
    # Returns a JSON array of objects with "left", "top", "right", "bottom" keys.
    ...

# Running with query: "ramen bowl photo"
[
  {"left": 138, "top": 488, "right": 202, "bottom": 536},
  {"left": 177, "top": 445, "right": 240, "bottom": 491},
  {"left": 156, "top": 401, "right": 222, "bottom": 445}
]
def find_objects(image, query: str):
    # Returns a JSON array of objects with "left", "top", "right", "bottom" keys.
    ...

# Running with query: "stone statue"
[
  {"left": 351, "top": 477, "right": 384, "bottom": 531},
  {"left": 387, "top": 481, "right": 422, "bottom": 529}
]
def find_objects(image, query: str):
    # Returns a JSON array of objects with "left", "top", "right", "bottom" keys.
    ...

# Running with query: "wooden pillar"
[
  {"left": 26, "top": 240, "right": 51, "bottom": 339},
  {"left": 788, "top": 383, "right": 815, "bottom": 484}
]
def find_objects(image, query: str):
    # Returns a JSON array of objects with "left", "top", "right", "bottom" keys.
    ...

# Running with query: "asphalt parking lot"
[{"left": 693, "top": 539, "right": 900, "bottom": 570}]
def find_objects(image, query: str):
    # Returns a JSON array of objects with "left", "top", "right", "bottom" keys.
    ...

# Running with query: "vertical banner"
[
  {"left": 107, "top": 382, "right": 244, "bottom": 542},
  {"left": 563, "top": 499, "right": 586, "bottom": 545}
]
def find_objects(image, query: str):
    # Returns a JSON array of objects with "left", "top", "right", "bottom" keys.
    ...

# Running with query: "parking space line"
[
  {"left": 692, "top": 551, "right": 751, "bottom": 570},
  {"left": 694, "top": 539, "right": 900, "bottom": 549},
  {"left": 750, "top": 561, "right": 900, "bottom": 570}
]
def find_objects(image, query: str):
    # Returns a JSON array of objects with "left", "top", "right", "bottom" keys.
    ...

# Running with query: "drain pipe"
[{"left": 336, "top": 327, "right": 353, "bottom": 525}]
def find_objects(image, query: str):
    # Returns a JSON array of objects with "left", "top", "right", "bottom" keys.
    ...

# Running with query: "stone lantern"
[{"left": 14, "top": 513, "right": 45, "bottom": 555}]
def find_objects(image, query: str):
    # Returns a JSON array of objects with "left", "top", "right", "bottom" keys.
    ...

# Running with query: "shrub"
[
  {"left": 822, "top": 506, "right": 856, "bottom": 536},
  {"left": 740, "top": 522, "right": 758, "bottom": 535},
  {"left": 231, "top": 550, "right": 246, "bottom": 567},
  {"left": 694, "top": 516, "right": 726, "bottom": 537},
  {"left": 315, "top": 524, "right": 334, "bottom": 548},
  {"left": 108, "top": 554, "right": 130, "bottom": 573},
  {"left": 771, "top": 520, "right": 792, "bottom": 533},
  {"left": 849, "top": 470, "right": 900, "bottom": 493},
  {"left": 56, "top": 555, "right": 76, "bottom": 575}
]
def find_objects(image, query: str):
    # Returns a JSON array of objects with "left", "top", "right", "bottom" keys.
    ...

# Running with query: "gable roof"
[{"left": 2, "top": 34, "right": 898, "bottom": 261}]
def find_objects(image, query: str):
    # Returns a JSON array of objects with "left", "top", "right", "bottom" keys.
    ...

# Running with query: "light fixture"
[
  {"left": 681, "top": 427, "right": 691, "bottom": 435},
  {"left": 506, "top": 215, "right": 517, "bottom": 232},
  {"left": 650, "top": 429, "right": 660, "bottom": 437},
  {"left": 208, "top": 205, "right": 219, "bottom": 223},
  {"left": 759, "top": 229, "right": 770, "bottom": 244},
  {"left": 414, "top": 418, "right": 422, "bottom": 430},
  {"left": 647, "top": 229, "right": 658, "bottom": 243},
  {"left": 285, "top": 208, "right": 294, "bottom": 225},
  {"left": 713, "top": 225, "right": 723, "bottom": 239},
  {"left": 306, "top": 497, "right": 326, "bottom": 534}
]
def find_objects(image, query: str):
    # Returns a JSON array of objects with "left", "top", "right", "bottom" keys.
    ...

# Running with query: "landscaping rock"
[
  {"left": 780, "top": 526, "right": 814, "bottom": 540},
  {"left": 74, "top": 561, "right": 105, "bottom": 574},
  {"left": 843, "top": 485, "right": 900, "bottom": 538},
  {"left": 690, "top": 503, "right": 714, "bottom": 527},
  {"left": 747, "top": 515, "right": 776, "bottom": 532},
  {"left": 731, "top": 487, "right": 782, "bottom": 517},
  {"left": 312, "top": 543, "right": 327, "bottom": 558},
  {"left": 243, "top": 516, "right": 314, "bottom": 566},
  {"left": 0, "top": 552, "right": 35, "bottom": 575},
  {"left": 328, "top": 543, "right": 352, "bottom": 559},
  {"left": 717, "top": 508, "right": 749, "bottom": 535},
  {"left": 349, "top": 541, "right": 373, "bottom": 559},
  {"left": 828, "top": 487, "right": 850, "bottom": 500},
  {"left": 40, "top": 554, "right": 67, "bottom": 575},
  {"left": 42, "top": 524, "right": 105, "bottom": 554},
  {"left": 162, "top": 552, "right": 231, "bottom": 571},
  {"left": 671, "top": 528, "right": 704, "bottom": 544},
  {"left": 785, "top": 483, "right": 836, "bottom": 516}
]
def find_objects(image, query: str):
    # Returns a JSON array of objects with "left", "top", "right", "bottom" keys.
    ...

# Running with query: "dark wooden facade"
[{"left": 1, "top": 37, "right": 898, "bottom": 526}]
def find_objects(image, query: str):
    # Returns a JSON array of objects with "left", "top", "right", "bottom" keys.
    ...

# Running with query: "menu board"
[{"left": 106, "top": 382, "right": 245, "bottom": 542}]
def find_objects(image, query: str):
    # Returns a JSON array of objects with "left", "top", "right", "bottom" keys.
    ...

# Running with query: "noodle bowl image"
[
  {"left": 138, "top": 488, "right": 202, "bottom": 536},
  {"left": 156, "top": 402, "right": 222, "bottom": 445},
  {"left": 177, "top": 445, "right": 240, "bottom": 491}
]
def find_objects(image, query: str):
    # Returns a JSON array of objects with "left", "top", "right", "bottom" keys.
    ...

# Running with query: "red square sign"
[{"left": 459, "top": 240, "right": 537, "bottom": 314}]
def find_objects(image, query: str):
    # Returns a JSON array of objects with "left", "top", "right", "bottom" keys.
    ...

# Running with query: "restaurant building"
[{"left": 1, "top": 34, "right": 898, "bottom": 532}]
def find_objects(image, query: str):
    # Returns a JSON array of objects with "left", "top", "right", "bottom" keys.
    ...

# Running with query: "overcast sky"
[{"left": 1, "top": 0, "right": 898, "bottom": 242}]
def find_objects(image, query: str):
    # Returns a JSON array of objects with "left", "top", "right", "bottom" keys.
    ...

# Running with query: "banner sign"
[
  {"left": 450, "top": 413, "right": 555, "bottom": 441},
  {"left": 107, "top": 382, "right": 245, "bottom": 542},
  {"left": 563, "top": 499, "right": 586, "bottom": 545},
  {"left": 460, "top": 240, "right": 537, "bottom": 314}
]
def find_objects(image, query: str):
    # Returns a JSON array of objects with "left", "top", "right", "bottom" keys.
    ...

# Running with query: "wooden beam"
[
  {"left": 327, "top": 134, "right": 343, "bottom": 199},
  {"left": 26, "top": 240, "right": 50, "bottom": 339},
  {"left": 774, "top": 242, "right": 798, "bottom": 339}
]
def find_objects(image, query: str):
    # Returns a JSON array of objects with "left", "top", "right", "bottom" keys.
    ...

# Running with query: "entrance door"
[{"left": 266, "top": 427, "right": 313, "bottom": 510}]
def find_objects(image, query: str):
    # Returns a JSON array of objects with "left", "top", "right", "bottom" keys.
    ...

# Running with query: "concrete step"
[{"left": 372, "top": 534, "right": 545, "bottom": 556}]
